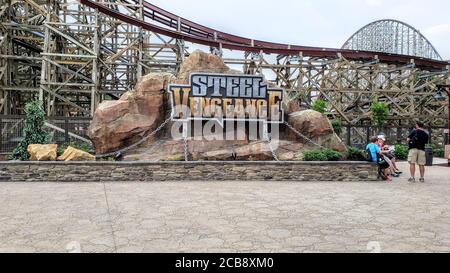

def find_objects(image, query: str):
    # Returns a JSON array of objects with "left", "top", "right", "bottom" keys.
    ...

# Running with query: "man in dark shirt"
[{"left": 407, "top": 121, "right": 430, "bottom": 183}]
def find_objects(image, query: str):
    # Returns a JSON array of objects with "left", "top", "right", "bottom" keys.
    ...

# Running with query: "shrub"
[
  {"left": 10, "top": 100, "right": 50, "bottom": 161},
  {"left": 394, "top": 144, "right": 408, "bottom": 160},
  {"left": 434, "top": 148, "right": 445, "bottom": 158},
  {"left": 426, "top": 144, "right": 445, "bottom": 158},
  {"left": 331, "top": 120, "right": 343, "bottom": 136},
  {"left": 311, "top": 99, "right": 327, "bottom": 114},
  {"left": 345, "top": 147, "right": 366, "bottom": 161},
  {"left": 371, "top": 102, "right": 389, "bottom": 127},
  {"left": 304, "top": 148, "right": 342, "bottom": 161},
  {"left": 322, "top": 149, "right": 342, "bottom": 161},
  {"left": 304, "top": 150, "right": 327, "bottom": 161}
]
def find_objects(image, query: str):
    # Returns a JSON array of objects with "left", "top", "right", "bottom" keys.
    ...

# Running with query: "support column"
[
  {"left": 0, "top": 0, "right": 9, "bottom": 114},
  {"left": 39, "top": 11, "right": 51, "bottom": 104},
  {"left": 137, "top": 0, "right": 144, "bottom": 80},
  {"left": 91, "top": 12, "right": 100, "bottom": 116}
]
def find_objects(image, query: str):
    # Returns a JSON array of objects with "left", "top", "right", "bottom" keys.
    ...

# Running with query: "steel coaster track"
[{"left": 81, "top": 0, "right": 449, "bottom": 70}]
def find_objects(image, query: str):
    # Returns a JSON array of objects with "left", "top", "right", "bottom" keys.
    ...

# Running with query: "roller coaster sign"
[{"left": 169, "top": 73, "right": 284, "bottom": 126}]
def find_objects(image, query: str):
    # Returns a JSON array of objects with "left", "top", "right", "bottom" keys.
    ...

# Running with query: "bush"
[
  {"left": 394, "top": 144, "right": 408, "bottom": 160},
  {"left": 371, "top": 102, "right": 389, "bottom": 127},
  {"left": 434, "top": 148, "right": 445, "bottom": 158},
  {"left": 304, "top": 149, "right": 342, "bottom": 161},
  {"left": 426, "top": 144, "right": 445, "bottom": 158},
  {"left": 10, "top": 100, "right": 50, "bottom": 161},
  {"left": 331, "top": 120, "right": 343, "bottom": 136},
  {"left": 304, "top": 150, "right": 327, "bottom": 161},
  {"left": 311, "top": 99, "right": 327, "bottom": 114},
  {"left": 323, "top": 149, "right": 342, "bottom": 161},
  {"left": 345, "top": 147, "right": 366, "bottom": 161}
]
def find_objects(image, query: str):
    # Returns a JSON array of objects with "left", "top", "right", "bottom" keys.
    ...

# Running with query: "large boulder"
[
  {"left": 88, "top": 73, "right": 175, "bottom": 154},
  {"left": 58, "top": 146, "right": 95, "bottom": 161},
  {"left": 283, "top": 99, "right": 302, "bottom": 115},
  {"left": 27, "top": 144, "right": 57, "bottom": 161},
  {"left": 286, "top": 110, "right": 346, "bottom": 152},
  {"left": 176, "top": 50, "right": 231, "bottom": 84},
  {"left": 233, "top": 141, "right": 275, "bottom": 161}
]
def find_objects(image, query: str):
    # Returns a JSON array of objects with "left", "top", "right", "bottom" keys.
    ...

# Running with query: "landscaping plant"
[
  {"left": 371, "top": 102, "right": 389, "bottom": 127},
  {"left": 394, "top": 144, "right": 408, "bottom": 160},
  {"left": 331, "top": 119, "right": 343, "bottom": 136},
  {"left": 426, "top": 144, "right": 445, "bottom": 158},
  {"left": 345, "top": 146, "right": 366, "bottom": 161},
  {"left": 10, "top": 100, "right": 50, "bottom": 161},
  {"left": 311, "top": 99, "right": 327, "bottom": 114},
  {"left": 304, "top": 149, "right": 342, "bottom": 161}
]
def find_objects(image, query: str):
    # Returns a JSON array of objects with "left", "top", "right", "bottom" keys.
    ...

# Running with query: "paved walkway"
[{"left": 0, "top": 160, "right": 449, "bottom": 253}]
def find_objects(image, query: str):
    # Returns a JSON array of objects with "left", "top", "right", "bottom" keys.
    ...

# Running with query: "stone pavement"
[{"left": 0, "top": 160, "right": 449, "bottom": 253}]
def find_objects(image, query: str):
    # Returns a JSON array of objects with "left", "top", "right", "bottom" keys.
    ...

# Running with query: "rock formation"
[
  {"left": 88, "top": 50, "right": 346, "bottom": 161},
  {"left": 58, "top": 146, "right": 95, "bottom": 161},
  {"left": 27, "top": 144, "right": 58, "bottom": 161},
  {"left": 285, "top": 110, "right": 346, "bottom": 152},
  {"left": 88, "top": 73, "right": 174, "bottom": 154},
  {"left": 122, "top": 139, "right": 306, "bottom": 162},
  {"left": 176, "top": 50, "right": 231, "bottom": 84}
]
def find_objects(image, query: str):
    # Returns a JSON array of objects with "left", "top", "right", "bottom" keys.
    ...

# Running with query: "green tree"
[
  {"left": 10, "top": 100, "right": 50, "bottom": 161},
  {"left": 371, "top": 102, "right": 389, "bottom": 127},
  {"left": 311, "top": 99, "right": 327, "bottom": 114}
]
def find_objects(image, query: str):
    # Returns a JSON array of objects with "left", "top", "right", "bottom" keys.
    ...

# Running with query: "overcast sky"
[{"left": 150, "top": 0, "right": 450, "bottom": 60}]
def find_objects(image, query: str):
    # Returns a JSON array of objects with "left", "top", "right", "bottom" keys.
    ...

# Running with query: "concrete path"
[{"left": 0, "top": 160, "right": 449, "bottom": 253}]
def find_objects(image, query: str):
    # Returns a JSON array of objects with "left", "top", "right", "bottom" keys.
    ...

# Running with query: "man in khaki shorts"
[{"left": 407, "top": 121, "right": 430, "bottom": 183}]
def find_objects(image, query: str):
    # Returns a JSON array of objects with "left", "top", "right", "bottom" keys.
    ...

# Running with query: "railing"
[
  {"left": 0, "top": 115, "right": 91, "bottom": 153},
  {"left": 2, "top": 115, "right": 447, "bottom": 154},
  {"left": 341, "top": 125, "right": 448, "bottom": 149}
]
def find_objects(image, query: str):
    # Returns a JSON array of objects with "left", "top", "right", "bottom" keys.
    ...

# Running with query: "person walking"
[{"left": 407, "top": 121, "right": 430, "bottom": 183}]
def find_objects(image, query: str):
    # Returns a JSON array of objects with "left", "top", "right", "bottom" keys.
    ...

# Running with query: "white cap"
[{"left": 378, "top": 135, "right": 386, "bottom": 141}]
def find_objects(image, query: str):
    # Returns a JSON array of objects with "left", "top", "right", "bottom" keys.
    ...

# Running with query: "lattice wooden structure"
[{"left": 1, "top": 0, "right": 449, "bottom": 148}]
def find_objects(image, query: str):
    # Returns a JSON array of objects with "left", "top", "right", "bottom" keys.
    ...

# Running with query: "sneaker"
[
  {"left": 419, "top": 178, "right": 425, "bottom": 183},
  {"left": 395, "top": 171, "right": 403, "bottom": 175},
  {"left": 408, "top": 177, "right": 416, "bottom": 183},
  {"left": 391, "top": 173, "right": 400, "bottom": 178}
]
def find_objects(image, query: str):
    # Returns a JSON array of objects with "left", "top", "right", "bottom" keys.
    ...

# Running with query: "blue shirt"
[{"left": 366, "top": 143, "right": 380, "bottom": 163}]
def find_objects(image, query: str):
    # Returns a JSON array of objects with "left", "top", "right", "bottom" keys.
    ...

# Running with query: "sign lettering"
[{"left": 169, "top": 73, "right": 284, "bottom": 125}]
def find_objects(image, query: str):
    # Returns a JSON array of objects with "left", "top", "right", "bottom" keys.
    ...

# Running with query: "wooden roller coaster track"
[{"left": 82, "top": 0, "right": 448, "bottom": 70}]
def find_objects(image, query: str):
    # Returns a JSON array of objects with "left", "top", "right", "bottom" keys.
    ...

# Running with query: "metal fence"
[
  {"left": 1, "top": 115, "right": 447, "bottom": 154},
  {"left": 341, "top": 125, "right": 448, "bottom": 149},
  {"left": 1, "top": 115, "right": 91, "bottom": 154}
]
